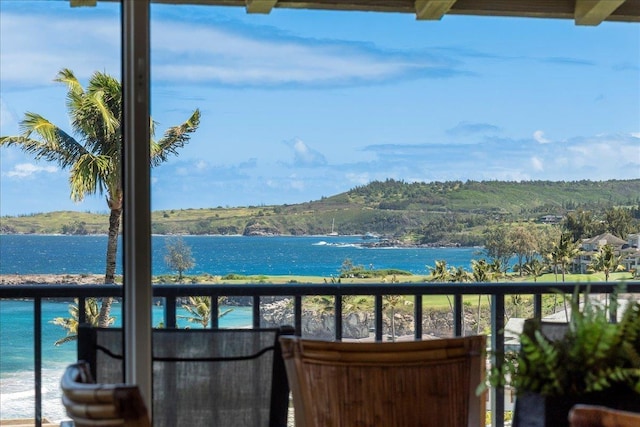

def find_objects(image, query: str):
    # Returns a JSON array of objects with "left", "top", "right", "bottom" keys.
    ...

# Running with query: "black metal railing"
[{"left": 2, "top": 281, "right": 639, "bottom": 427}]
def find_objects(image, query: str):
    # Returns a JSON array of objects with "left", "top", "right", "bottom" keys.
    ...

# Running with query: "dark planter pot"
[{"left": 513, "top": 390, "right": 640, "bottom": 427}]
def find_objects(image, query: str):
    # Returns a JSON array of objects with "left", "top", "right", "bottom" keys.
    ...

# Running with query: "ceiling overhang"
[{"left": 71, "top": 0, "right": 640, "bottom": 25}]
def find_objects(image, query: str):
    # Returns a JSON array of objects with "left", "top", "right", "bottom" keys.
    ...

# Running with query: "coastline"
[{"left": 0, "top": 274, "right": 105, "bottom": 285}]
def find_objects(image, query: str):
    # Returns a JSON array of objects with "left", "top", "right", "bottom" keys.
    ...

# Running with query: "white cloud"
[
  {"left": 0, "top": 12, "right": 120, "bottom": 86},
  {"left": 290, "top": 139, "right": 327, "bottom": 167},
  {"left": 531, "top": 156, "right": 544, "bottom": 171},
  {"left": 195, "top": 160, "right": 208, "bottom": 170},
  {"left": 632, "top": 132, "right": 640, "bottom": 138},
  {"left": 533, "top": 130, "right": 551, "bottom": 144},
  {"left": 5, "top": 163, "right": 57, "bottom": 178},
  {"left": 150, "top": 20, "right": 458, "bottom": 86}
]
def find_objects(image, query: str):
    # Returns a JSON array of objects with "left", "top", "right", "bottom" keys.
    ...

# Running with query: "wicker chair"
[
  {"left": 279, "top": 335, "right": 486, "bottom": 427},
  {"left": 60, "top": 361, "right": 150, "bottom": 427},
  {"left": 569, "top": 405, "right": 640, "bottom": 427}
]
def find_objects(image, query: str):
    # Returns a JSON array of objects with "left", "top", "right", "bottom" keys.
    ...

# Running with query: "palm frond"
[
  {"left": 151, "top": 109, "right": 200, "bottom": 166},
  {"left": 54, "top": 68, "right": 84, "bottom": 97},
  {"left": 70, "top": 154, "right": 112, "bottom": 200}
]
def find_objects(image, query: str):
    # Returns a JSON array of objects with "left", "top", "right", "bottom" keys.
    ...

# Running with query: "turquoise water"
[
  {"left": 0, "top": 234, "right": 486, "bottom": 420},
  {"left": 0, "top": 300, "right": 252, "bottom": 421}
]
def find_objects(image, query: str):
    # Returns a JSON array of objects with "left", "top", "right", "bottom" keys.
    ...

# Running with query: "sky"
[{"left": 0, "top": 1, "right": 639, "bottom": 216}]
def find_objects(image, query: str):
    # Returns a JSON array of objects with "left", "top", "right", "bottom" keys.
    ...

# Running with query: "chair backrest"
[
  {"left": 78, "top": 325, "right": 294, "bottom": 427},
  {"left": 60, "top": 361, "right": 150, "bottom": 427},
  {"left": 279, "top": 335, "right": 486, "bottom": 427},
  {"left": 522, "top": 319, "right": 569, "bottom": 343},
  {"left": 569, "top": 404, "right": 640, "bottom": 427}
]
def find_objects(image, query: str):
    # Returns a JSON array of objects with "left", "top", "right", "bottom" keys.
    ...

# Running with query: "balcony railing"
[{"left": 2, "top": 281, "right": 639, "bottom": 427}]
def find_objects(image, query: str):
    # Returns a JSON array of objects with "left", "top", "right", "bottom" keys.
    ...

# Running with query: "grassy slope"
[{"left": 1, "top": 179, "right": 638, "bottom": 236}]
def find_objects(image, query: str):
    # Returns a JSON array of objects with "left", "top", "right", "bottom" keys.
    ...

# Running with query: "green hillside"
[{"left": 2, "top": 179, "right": 639, "bottom": 244}]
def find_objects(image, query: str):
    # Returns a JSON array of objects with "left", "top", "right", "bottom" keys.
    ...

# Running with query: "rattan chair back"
[
  {"left": 60, "top": 361, "right": 150, "bottom": 427},
  {"left": 280, "top": 335, "right": 486, "bottom": 427},
  {"left": 569, "top": 404, "right": 640, "bottom": 427}
]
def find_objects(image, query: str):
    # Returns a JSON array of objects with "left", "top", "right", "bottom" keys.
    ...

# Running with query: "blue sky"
[{"left": 1, "top": 1, "right": 638, "bottom": 216}]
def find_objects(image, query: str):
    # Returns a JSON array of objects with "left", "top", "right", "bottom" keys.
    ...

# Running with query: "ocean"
[{"left": 0, "top": 234, "right": 483, "bottom": 422}]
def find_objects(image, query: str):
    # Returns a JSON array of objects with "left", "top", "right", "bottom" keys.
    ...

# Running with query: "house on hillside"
[
  {"left": 574, "top": 232, "right": 627, "bottom": 274},
  {"left": 622, "top": 234, "right": 640, "bottom": 275}
]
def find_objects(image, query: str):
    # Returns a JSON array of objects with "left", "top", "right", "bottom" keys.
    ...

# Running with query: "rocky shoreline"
[{"left": 0, "top": 274, "right": 105, "bottom": 285}]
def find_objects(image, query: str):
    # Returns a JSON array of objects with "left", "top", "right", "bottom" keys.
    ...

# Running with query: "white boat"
[{"left": 328, "top": 218, "right": 338, "bottom": 236}]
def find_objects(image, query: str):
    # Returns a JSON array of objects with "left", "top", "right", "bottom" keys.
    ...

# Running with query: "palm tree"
[
  {"left": 1, "top": 69, "right": 200, "bottom": 326},
  {"left": 471, "top": 259, "right": 490, "bottom": 334},
  {"left": 179, "top": 296, "right": 233, "bottom": 328},
  {"left": 50, "top": 298, "right": 115, "bottom": 346},
  {"left": 547, "top": 232, "right": 580, "bottom": 283},
  {"left": 587, "top": 244, "right": 624, "bottom": 282},
  {"left": 450, "top": 266, "right": 472, "bottom": 334},
  {"left": 546, "top": 233, "right": 580, "bottom": 318},
  {"left": 382, "top": 294, "right": 412, "bottom": 342},
  {"left": 428, "top": 260, "right": 453, "bottom": 312},
  {"left": 522, "top": 258, "right": 546, "bottom": 282}
]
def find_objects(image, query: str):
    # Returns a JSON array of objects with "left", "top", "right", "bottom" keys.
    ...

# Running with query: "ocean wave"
[{"left": 0, "top": 367, "right": 68, "bottom": 423}]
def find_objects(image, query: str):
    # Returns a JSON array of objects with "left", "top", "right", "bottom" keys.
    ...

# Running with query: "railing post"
[
  {"left": 211, "top": 296, "right": 219, "bottom": 329},
  {"left": 294, "top": 296, "right": 302, "bottom": 336},
  {"left": 533, "top": 293, "right": 542, "bottom": 320},
  {"left": 165, "top": 296, "right": 177, "bottom": 328},
  {"left": 375, "top": 295, "right": 383, "bottom": 341},
  {"left": 34, "top": 298, "right": 42, "bottom": 427},
  {"left": 453, "top": 294, "right": 463, "bottom": 336},
  {"left": 335, "top": 294, "right": 343, "bottom": 340},
  {"left": 78, "top": 296, "right": 86, "bottom": 324},
  {"left": 253, "top": 296, "right": 260, "bottom": 328},
  {"left": 414, "top": 294, "right": 422, "bottom": 339},
  {"left": 491, "top": 293, "right": 505, "bottom": 427}
]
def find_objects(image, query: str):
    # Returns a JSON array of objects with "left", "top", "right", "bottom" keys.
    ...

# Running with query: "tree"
[
  {"left": 1, "top": 69, "right": 200, "bottom": 326},
  {"left": 522, "top": 258, "right": 546, "bottom": 282},
  {"left": 563, "top": 209, "right": 605, "bottom": 242},
  {"left": 428, "top": 260, "right": 453, "bottom": 313},
  {"left": 509, "top": 224, "right": 537, "bottom": 276},
  {"left": 382, "top": 294, "right": 412, "bottom": 342},
  {"left": 547, "top": 232, "right": 580, "bottom": 283},
  {"left": 51, "top": 298, "right": 115, "bottom": 345},
  {"left": 604, "top": 207, "right": 634, "bottom": 239},
  {"left": 483, "top": 224, "right": 515, "bottom": 272},
  {"left": 164, "top": 237, "right": 195, "bottom": 282},
  {"left": 587, "top": 244, "right": 624, "bottom": 282},
  {"left": 471, "top": 259, "right": 491, "bottom": 334},
  {"left": 546, "top": 232, "right": 580, "bottom": 316},
  {"left": 179, "top": 296, "right": 233, "bottom": 328}
]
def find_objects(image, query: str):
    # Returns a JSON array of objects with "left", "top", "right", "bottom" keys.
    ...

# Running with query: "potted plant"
[{"left": 484, "top": 287, "right": 640, "bottom": 427}]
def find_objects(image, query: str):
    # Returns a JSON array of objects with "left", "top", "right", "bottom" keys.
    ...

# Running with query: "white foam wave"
[{"left": 0, "top": 367, "right": 69, "bottom": 423}]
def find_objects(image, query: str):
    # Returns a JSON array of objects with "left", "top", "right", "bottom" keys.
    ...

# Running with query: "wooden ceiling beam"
[
  {"left": 69, "top": 0, "right": 97, "bottom": 6},
  {"left": 575, "top": 0, "right": 627, "bottom": 25},
  {"left": 415, "top": 0, "right": 458, "bottom": 20},
  {"left": 246, "top": 0, "right": 278, "bottom": 13}
]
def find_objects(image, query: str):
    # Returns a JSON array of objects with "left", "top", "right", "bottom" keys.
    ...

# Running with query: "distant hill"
[{"left": 2, "top": 179, "right": 639, "bottom": 245}]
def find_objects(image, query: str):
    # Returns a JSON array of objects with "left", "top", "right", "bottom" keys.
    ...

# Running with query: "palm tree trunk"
[{"left": 98, "top": 205, "right": 121, "bottom": 327}]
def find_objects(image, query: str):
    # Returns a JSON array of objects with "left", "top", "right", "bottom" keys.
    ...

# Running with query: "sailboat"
[{"left": 327, "top": 218, "right": 338, "bottom": 236}]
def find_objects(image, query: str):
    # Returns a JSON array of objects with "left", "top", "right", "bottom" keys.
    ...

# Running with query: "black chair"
[{"left": 78, "top": 324, "right": 294, "bottom": 427}]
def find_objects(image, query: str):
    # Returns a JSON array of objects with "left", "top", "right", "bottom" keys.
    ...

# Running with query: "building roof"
[
  {"left": 83, "top": 0, "right": 640, "bottom": 26},
  {"left": 582, "top": 232, "right": 628, "bottom": 247}
]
